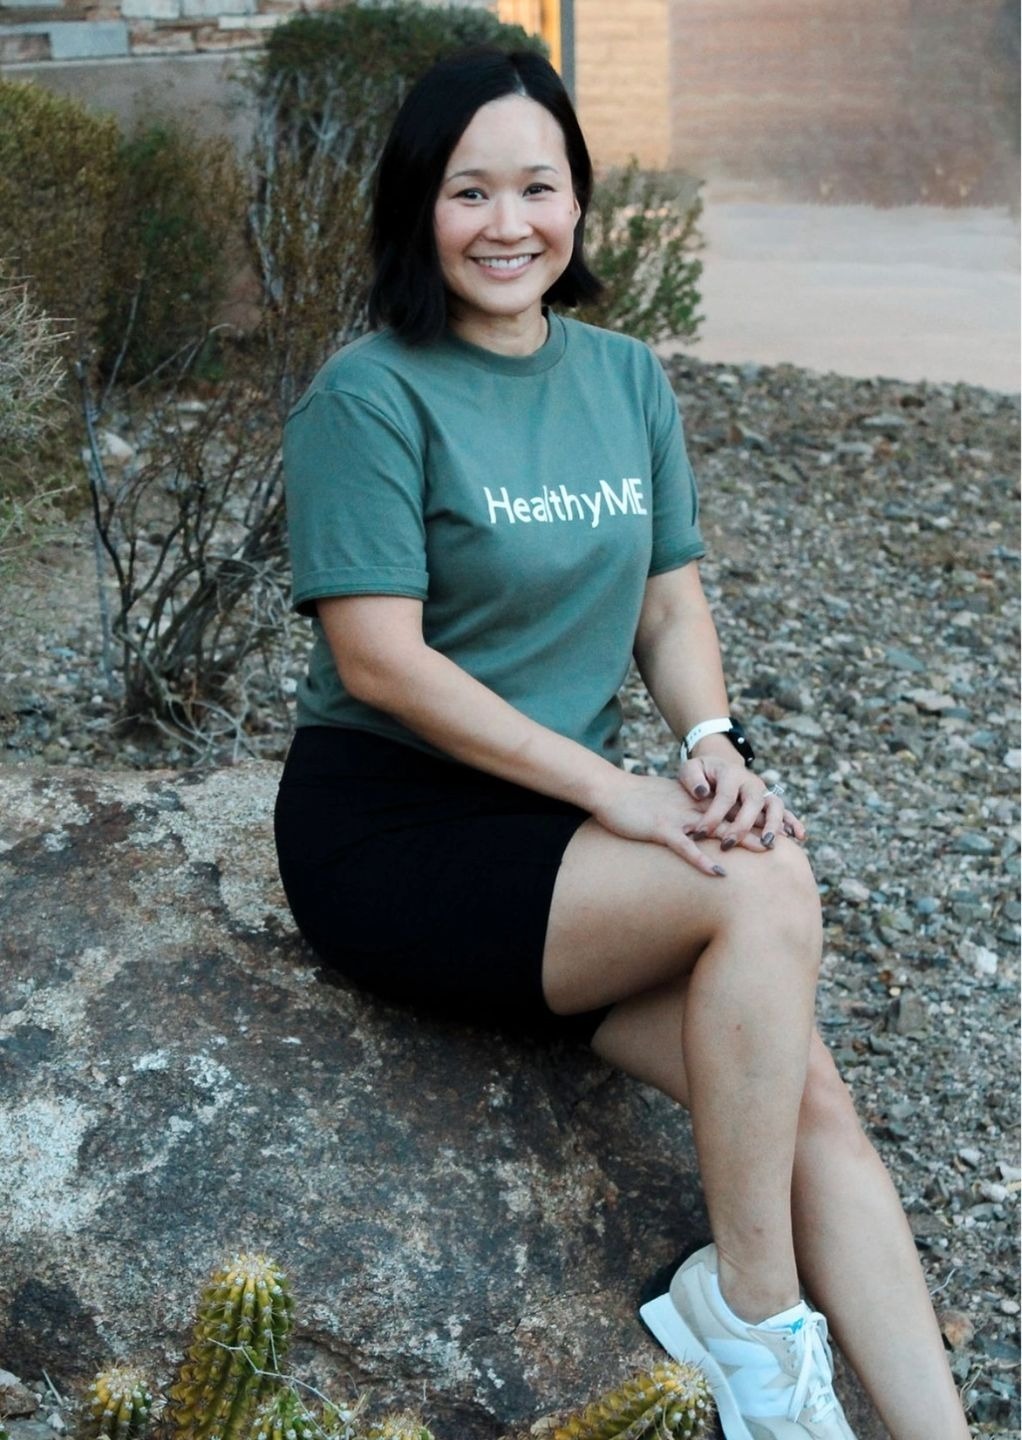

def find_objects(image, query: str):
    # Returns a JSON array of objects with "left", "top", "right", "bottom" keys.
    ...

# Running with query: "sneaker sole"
[{"left": 639, "top": 1293, "right": 757, "bottom": 1440}]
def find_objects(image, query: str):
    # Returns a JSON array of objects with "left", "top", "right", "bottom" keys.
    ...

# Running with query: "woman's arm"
[
  {"left": 634, "top": 564, "right": 805, "bottom": 846},
  {"left": 318, "top": 593, "right": 730, "bottom": 877}
]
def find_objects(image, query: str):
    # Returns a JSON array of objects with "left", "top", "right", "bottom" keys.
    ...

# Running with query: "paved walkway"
[{"left": 662, "top": 192, "right": 1020, "bottom": 394}]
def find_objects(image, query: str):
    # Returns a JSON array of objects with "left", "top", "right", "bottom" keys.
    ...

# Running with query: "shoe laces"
[{"left": 782, "top": 1310, "right": 839, "bottom": 1423}]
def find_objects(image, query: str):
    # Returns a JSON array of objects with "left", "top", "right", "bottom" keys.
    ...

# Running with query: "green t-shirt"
[{"left": 282, "top": 310, "right": 704, "bottom": 764}]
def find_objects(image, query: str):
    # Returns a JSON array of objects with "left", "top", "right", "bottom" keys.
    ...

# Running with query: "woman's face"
[{"left": 433, "top": 94, "right": 581, "bottom": 353}]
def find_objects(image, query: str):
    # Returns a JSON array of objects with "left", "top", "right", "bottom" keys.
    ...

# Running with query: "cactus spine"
[
  {"left": 81, "top": 1366, "right": 154, "bottom": 1440},
  {"left": 552, "top": 1362, "right": 713, "bottom": 1440},
  {"left": 168, "top": 1252, "right": 293, "bottom": 1440}
]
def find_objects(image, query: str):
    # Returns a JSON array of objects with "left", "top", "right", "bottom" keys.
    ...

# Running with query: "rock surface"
[{"left": 0, "top": 762, "right": 883, "bottom": 1439}]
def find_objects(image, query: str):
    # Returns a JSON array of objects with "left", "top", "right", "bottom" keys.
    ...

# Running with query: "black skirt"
[{"left": 273, "top": 726, "right": 611, "bottom": 1042}]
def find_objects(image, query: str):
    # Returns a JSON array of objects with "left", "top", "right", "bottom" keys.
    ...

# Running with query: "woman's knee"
[{"left": 720, "top": 839, "right": 822, "bottom": 956}]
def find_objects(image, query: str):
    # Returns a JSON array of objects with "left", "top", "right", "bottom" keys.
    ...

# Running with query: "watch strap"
[{"left": 680, "top": 717, "right": 732, "bottom": 759}]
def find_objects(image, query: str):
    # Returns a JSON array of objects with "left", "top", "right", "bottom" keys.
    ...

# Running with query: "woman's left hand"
[{"left": 677, "top": 754, "right": 806, "bottom": 851}]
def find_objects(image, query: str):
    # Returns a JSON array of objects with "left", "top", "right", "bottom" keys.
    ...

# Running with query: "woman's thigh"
[{"left": 541, "top": 818, "right": 821, "bottom": 1016}]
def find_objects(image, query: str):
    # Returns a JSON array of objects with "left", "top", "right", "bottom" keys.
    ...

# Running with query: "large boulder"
[{"left": 0, "top": 764, "right": 883, "bottom": 1438}]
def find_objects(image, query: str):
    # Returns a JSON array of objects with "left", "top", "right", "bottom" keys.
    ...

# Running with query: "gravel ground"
[{"left": 1, "top": 355, "right": 1019, "bottom": 1435}]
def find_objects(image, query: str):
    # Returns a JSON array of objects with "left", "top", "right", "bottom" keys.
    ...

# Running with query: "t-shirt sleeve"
[
  {"left": 283, "top": 387, "right": 429, "bottom": 616},
  {"left": 646, "top": 358, "right": 705, "bottom": 577}
]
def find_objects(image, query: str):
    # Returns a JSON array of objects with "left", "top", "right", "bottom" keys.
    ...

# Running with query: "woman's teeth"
[{"left": 475, "top": 255, "right": 533, "bottom": 270}]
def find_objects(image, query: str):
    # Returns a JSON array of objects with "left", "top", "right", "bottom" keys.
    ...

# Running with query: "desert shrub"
[
  {"left": 101, "top": 123, "right": 246, "bottom": 382},
  {"left": 0, "top": 80, "right": 120, "bottom": 360},
  {"left": 0, "top": 274, "right": 67, "bottom": 451},
  {"left": 0, "top": 273, "right": 73, "bottom": 572},
  {"left": 247, "top": 0, "right": 545, "bottom": 403},
  {"left": 577, "top": 161, "right": 704, "bottom": 345},
  {"left": 78, "top": 340, "right": 293, "bottom": 753}
]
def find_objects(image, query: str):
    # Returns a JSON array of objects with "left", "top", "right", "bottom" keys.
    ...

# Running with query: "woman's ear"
[{"left": 572, "top": 194, "right": 582, "bottom": 225}]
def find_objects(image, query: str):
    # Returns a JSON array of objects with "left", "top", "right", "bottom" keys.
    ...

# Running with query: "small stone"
[
  {"left": 907, "top": 688, "right": 956, "bottom": 713},
  {"left": 958, "top": 1147, "right": 982, "bottom": 1168},
  {"left": 997, "top": 1162, "right": 1022, "bottom": 1183},
  {"left": 838, "top": 878, "right": 871, "bottom": 904},
  {"left": 1000, "top": 1298, "right": 1021, "bottom": 1315},
  {"left": 951, "top": 833, "right": 995, "bottom": 856},
  {"left": 979, "top": 1181, "right": 1009, "bottom": 1204},
  {"left": 938, "top": 1308, "right": 975, "bottom": 1349},
  {"left": 1003, "top": 749, "right": 1021, "bottom": 769},
  {"left": 887, "top": 992, "right": 929, "bottom": 1036},
  {"left": 884, "top": 647, "right": 926, "bottom": 673},
  {"left": 3, "top": 1423, "right": 55, "bottom": 1440},
  {"left": 776, "top": 714, "right": 825, "bottom": 738},
  {"left": 98, "top": 429, "right": 136, "bottom": 465},
  {"left": 914, "top": 896, "right": 940, "bottom": 916},
  {"left": 0, "top": 1372, "right": 39, "bottom": 1418},
  {"left": 958, "top": 940, "right": 999, "bottom": 976},
  {"left": 860, "top": 411, "right": 908, "bottom": 430}
]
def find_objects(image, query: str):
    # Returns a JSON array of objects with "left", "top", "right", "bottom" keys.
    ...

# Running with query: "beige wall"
[
  {"left": 574, "top": 0, "right": 670, "bottom": 168},
  {"left": 669, "top": 0, "right": 1019, "bottom": 205}
]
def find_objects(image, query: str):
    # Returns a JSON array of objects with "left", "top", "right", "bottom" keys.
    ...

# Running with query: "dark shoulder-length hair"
[{"left": 368, "top": 46, "right": 603, "bottom": 345}]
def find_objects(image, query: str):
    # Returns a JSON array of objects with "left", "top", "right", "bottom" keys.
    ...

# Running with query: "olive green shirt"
[{"left": 283, "top": 311, "right": 704, "bottom": 764}]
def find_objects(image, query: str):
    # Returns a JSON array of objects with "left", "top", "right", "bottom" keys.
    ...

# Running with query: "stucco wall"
[
  {"left": 669, "top": 0, "right": 1019, "bottom": 205},
  {"left": 573, "top": 0, "right": 670, "bottom": 168}
]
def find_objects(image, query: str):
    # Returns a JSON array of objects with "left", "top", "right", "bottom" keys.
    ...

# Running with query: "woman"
[{"left": 275, "top": 46, "right": 969, "bottom": 1440}]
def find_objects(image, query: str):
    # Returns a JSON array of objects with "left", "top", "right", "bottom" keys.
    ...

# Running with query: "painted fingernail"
[
  {"left": 712, "top": 864, "right": 727, "bottom": 877},
  {"left": 762, "top": 831, "right": 775, "bottom": 847},
  {"left": 693, "top": 828, "right": 708, "bottom": 841},
  {"left": 721, "top": 836, "right": 737, "bottom": 851},
  {"left": 694, "top": 783, "right": 710, "bottom": 798}
]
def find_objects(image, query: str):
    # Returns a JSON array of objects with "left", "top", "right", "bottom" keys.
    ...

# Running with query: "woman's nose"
[{"left": 485, "top": 193, "right": 531, "bottom": 240}]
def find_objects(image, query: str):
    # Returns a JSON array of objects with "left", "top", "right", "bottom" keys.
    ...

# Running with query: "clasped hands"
[{"left": 594, "top": 752, "right": 806, "bottom": 879}]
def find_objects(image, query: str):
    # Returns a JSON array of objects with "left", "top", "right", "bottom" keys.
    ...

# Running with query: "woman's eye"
[
  {"left": 456, "top": 188, "right": 485, "bottom": 201},
  {"left": 525, "top": 183, "right": 553, "bottom": 196}
]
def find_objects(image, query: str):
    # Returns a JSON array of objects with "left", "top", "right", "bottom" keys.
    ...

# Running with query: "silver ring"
[{"left": 764, "top": 783, "right": 786, "bottom": 799}]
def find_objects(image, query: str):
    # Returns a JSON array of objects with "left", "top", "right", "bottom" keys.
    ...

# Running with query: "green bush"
[
  {"left": 0, "top": 83, "right": 241, "bottom": 382},
  {"left": 577, "top": 161, "right": 703, "bottom": 346},
  {"left": 0, "top": 80, "right": 120, "bottom": 360},
  {"left": 101, "top": 123, "right": 245, "bottom": 381}
]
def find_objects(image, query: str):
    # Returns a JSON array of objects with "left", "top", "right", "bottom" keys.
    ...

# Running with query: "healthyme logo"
[{"left": 483, "top": 479, "right": 647, "bottom": 528}]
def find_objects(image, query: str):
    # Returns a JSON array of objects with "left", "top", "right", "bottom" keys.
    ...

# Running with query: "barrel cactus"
[
  {"left": 168, "top": 1251, "right": 293, "bottom": 1440},
  {"left": 552, "top": 1362, "right": 713, "bottom": 1439},
  {"left": 250, "top": 1388, "right": 364, "bottom": 1440},
  {"left": 81, "top": 1366, "right": 154, "bottom": 1440}
]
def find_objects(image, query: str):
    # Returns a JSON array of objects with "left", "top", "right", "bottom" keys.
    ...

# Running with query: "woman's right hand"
[{"left": 591, "top": 770, "right": 728, "bottom": 878}]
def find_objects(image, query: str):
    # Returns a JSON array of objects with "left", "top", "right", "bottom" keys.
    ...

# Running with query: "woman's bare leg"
[
  {"left": 543, "top": 820, "right": 821, "bottom": 1322},
  {"left": 542, "top": 824, "right": 970, "bottom": 1440}
]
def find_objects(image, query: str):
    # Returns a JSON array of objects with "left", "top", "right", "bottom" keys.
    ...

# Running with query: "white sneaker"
[{"left": 639, "top": 1244, "right": 858, "bottom": 1440}]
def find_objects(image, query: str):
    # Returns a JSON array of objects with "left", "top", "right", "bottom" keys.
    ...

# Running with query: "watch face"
[{"left": 728, "top": 718, "right": 754, "bottom": 765}]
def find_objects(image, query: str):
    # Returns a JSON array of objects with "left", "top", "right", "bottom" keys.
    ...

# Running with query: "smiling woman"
[{"left": 274, "top": 44, "right": 972, "bottom": 1440}]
